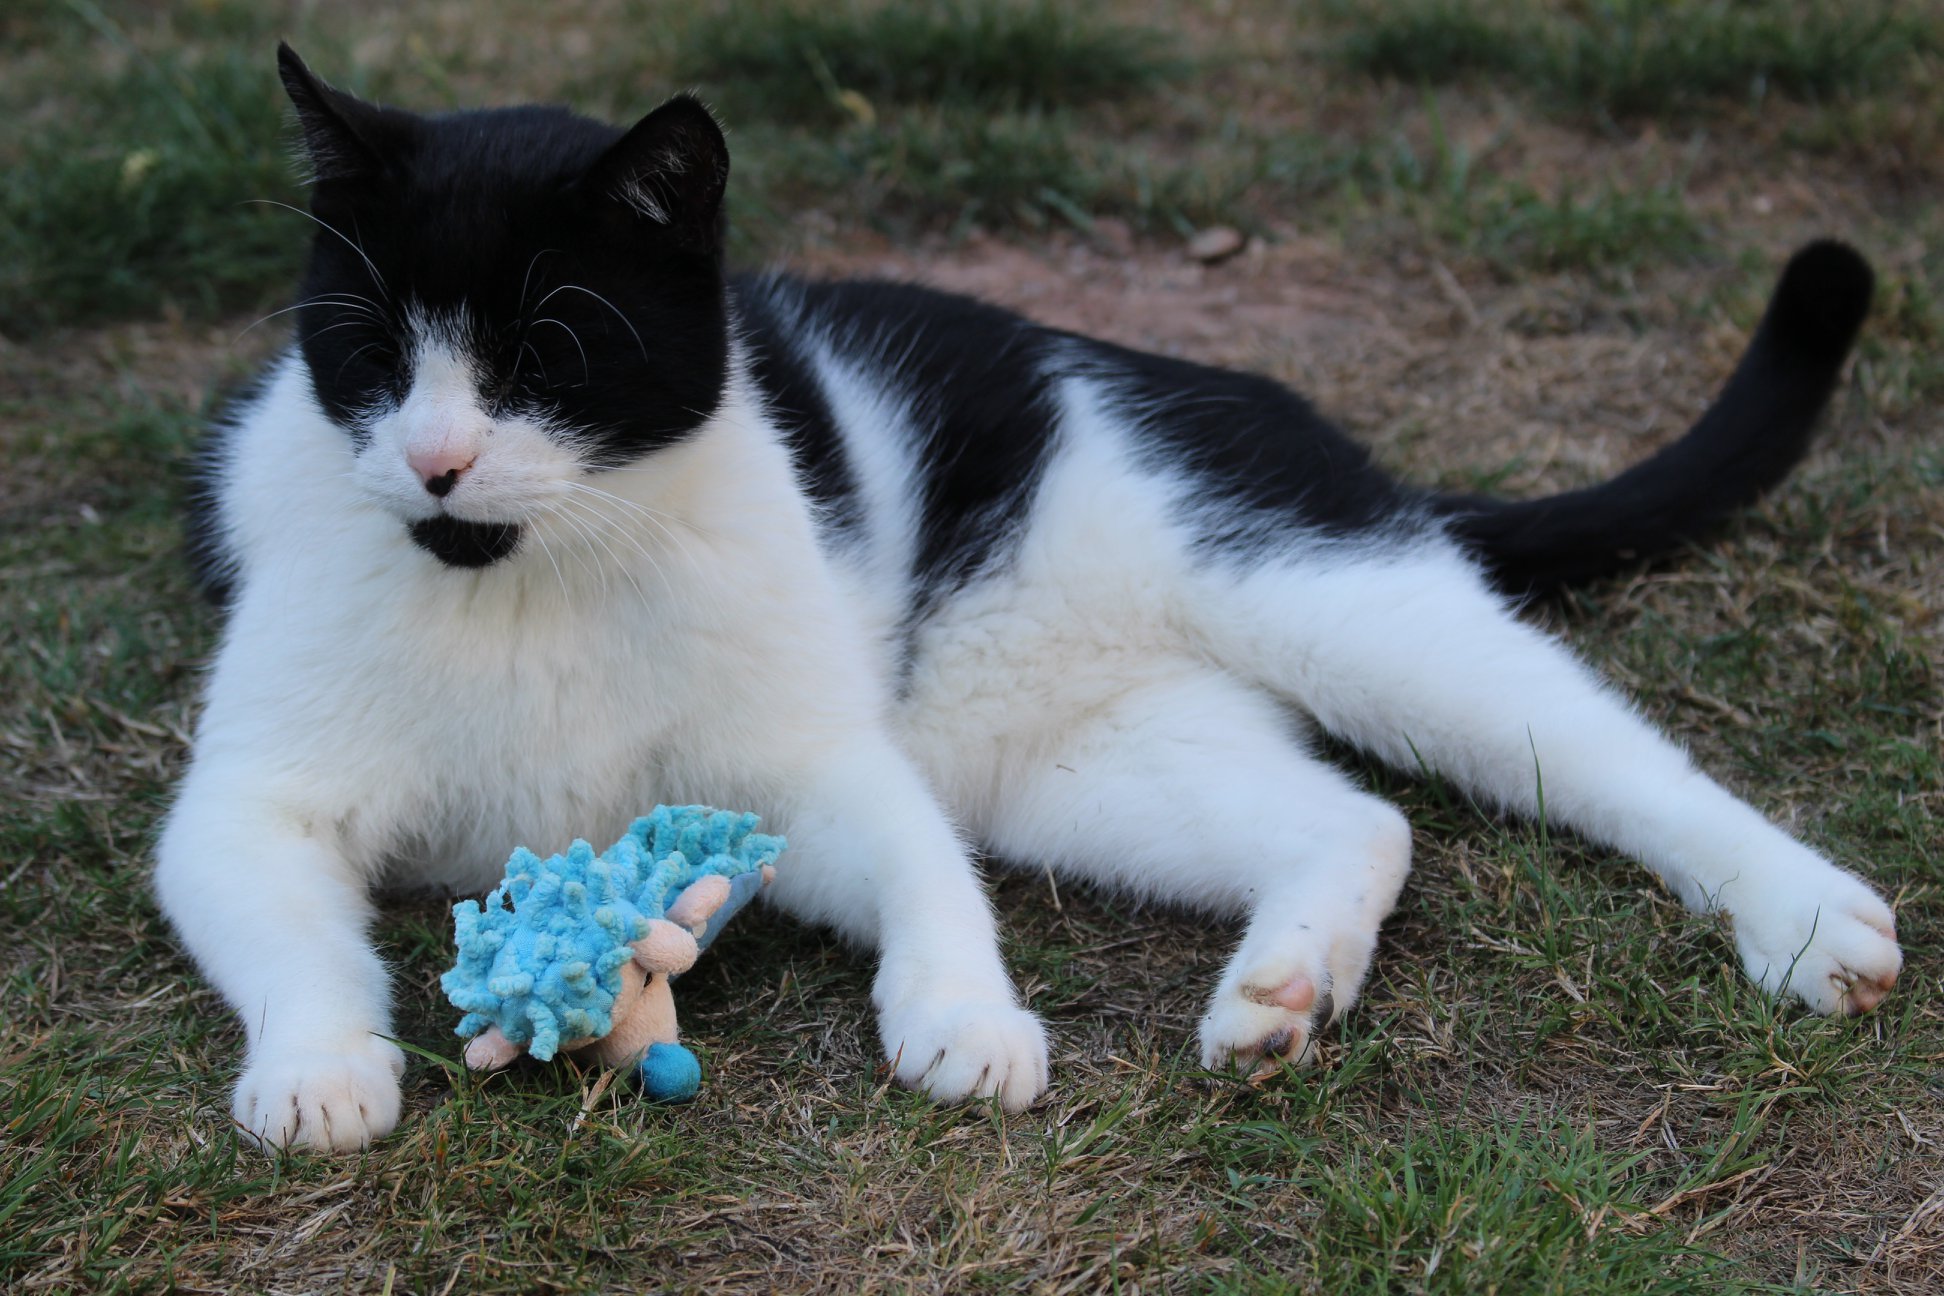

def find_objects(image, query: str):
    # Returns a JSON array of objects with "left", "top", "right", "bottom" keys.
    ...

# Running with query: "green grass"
[
  {"left": 0, "top": 4, "right": 309, "bottom": 335},
  {"left": 3, "top": 1, "right": 1941, "bottom": 1291},
  {"left": 1, "top": 0, "right": 1733, "bottom": 336},
  {"left": 681, "top": 0, "right": 1211, "bottom": 244},
  {"left": 1335, "top": 0, "right": 1935, "bottom": 119},
  {"left": 1349, "top": 107, "right": 1704, "bottom": 275},
  {"left": 680, "top": 0, "right": 1180, "bottom": 122},
  {"left": 742, "top": 109, "right": 1300, "bottom": 242},
  {"left": 1212, "top": 1107, "right": 1764, "bottom": 1293}
]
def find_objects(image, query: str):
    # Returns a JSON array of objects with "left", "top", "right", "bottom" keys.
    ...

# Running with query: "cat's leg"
[
  {"left": 760, "top": 738, "right": 1049, "bottom": 1111},
  {"left": 976, "top": 668, "right": 1412, "bottom": 1070},
  {"left": 1216, "top": 546, "right": 1901, "bottom": 1014},
  {"left": 154, "top": 767, "right": 404, "bottom": 1152}
]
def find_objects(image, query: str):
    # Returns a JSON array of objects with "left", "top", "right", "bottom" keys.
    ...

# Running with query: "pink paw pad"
[{"left": 1246, "top": 973, "right": 1317, "bottom": 1014}]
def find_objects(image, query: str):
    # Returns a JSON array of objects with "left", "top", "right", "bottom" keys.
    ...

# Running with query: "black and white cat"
[{"left": 156, "top": 47, "right": 1902, "bottom": 1151}]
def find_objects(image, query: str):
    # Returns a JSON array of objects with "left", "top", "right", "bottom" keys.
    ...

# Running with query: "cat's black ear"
[
  {"left": 587, "top": 94, "right": 729, "bottom": 252},
  {"left": 277, "top": 43, "right": 398, "bottom": 184}
]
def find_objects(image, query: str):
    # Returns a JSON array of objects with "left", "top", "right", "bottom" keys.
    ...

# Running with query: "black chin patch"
[{"left": 409, "top": 516, "right": 523, "bottom": 567}]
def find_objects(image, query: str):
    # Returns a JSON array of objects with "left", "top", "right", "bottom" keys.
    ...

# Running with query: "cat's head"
[{"left": 276, "top": 44, "right": 730, "bottom": 568}]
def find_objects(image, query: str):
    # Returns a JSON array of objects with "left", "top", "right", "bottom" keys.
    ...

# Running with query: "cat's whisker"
[
  {"left": 531, "top": 317, "right": 592, "bottom": 386},
  {"left": 581, "top": 514, "right": 684, "bottom": 610},
  {"left": 532, "top": 283, "right": 647, "bottom": 364},
  {"left": 560, "top": 479, "right": 668, "bottom": 526},
  {"left": 516, "top": 248, "right": 560, "bottom": 322},
  {"left": 554, "top": 496, "right": 654, "bottom": 607},
  {"left": 570, "top": 471, "right": 730, "bottom": 544},
  {"left": 546, "top": 500, "right": 608, "bottom": 582},
  {"left": 246, "top": 199, "right": 390, "bottom": 297},
  {"left": 518, "top": 340, "right": 551, "bottom": 389},
  {"left": 555, "top": 492, "right": 670, "bottom": 592},
  {"left": 234, "top": 294, "right": 383, "bottom": 342},
  {"left": 562, "top": 482, "right": 712, "bottom": 586},
  {"left": 554, "top": 491, "right": 695, "bottom": 617},
  {"left": 523, "top": 505, "right": 573, "bottom": 603},
  {"left": 333, "top": 342, "right": 386, "bottom": 386},
  {"left": 615, "top": 501, "right": 714, "bottom": 577},
  {"left": 306, "top": 317, "right": 386, "bottom": 342},
  {"left": 537, "top": 500, "right": 613, "bottom": 598},
  {"left": 626, "top": 515, "right": 711, "bottom": 596}
]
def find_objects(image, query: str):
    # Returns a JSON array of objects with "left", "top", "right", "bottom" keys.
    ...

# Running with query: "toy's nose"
[
  {"left": 408, "top": 447, "right": 476, "bottom": 497},
  {"left": 462, "top": 1026, "right": 521, "bottom": 1072}
]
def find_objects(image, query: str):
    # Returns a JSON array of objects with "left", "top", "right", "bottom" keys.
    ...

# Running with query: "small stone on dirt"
[{"left": 1186, "top": 225, "right": 1246, "bottom": 264}]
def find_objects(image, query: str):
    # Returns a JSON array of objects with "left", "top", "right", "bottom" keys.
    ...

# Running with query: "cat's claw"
[
  {"left": 878, "top": 997, "right": 1049, "bottom": 1113},
  {"left": 1727, "top": 865, "right": 1901, "bottom": 1016},
  {"left": 232, "top": 1034, "right": 405, "bottom": 1153}
]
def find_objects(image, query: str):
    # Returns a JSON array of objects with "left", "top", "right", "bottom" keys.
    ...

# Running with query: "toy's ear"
[
  {"left": 665, "top": 874, "right": 732, "bottom": 932},
  {"left": 632, "top": 919, "right": 700, "bottom": 976}
]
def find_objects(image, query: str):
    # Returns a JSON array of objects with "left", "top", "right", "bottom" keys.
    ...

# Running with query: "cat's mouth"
[{"left": 409, "top": 516, "right": 523, "bottom": 568}]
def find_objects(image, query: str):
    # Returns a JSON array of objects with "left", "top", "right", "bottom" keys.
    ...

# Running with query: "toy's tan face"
[
  {"left": 558, "top": 880, "right": 748, "bottom": 1059},
  {"left": 561, "top": 961, "right": 650, "bottom": 1053},
  {"left": 611, "top": 960, "right": 650, "bottom": 1016},
  {"left": 466, "top": 877, "right": 768, "bottom": 1070}
]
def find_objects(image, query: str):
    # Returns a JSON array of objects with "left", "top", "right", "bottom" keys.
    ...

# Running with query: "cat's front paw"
[
  {"left": 877, "top": 996, "right": 1049, "bottom": 1113},
  {"left": 1200, "top": 963, "right": 1338, "bottom": 1076},
  {"left": 1727, "top": 866, "right": 1901, "bottom": 1015},
  {"left": 232, "top": 1034, "right": 406, "bottom": 1152},
  {"left": 1198, "top": 920, "right": 1377, "bottom": 1077}
]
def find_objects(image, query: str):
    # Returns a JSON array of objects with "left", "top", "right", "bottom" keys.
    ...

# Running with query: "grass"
[
  {"left": 678, "top": 0, "right": 1181, "bottom": 122},
  {"left": 1346, "top": 106, "right": 1704, "bottom": 276},
  {"left": 3, "top": 0, "right": 1942, "bottom": 1292},
  {"left": 1, "top": 0, "right": 1783, "bottom": 333},
  {"left": 1334, "top": 0, "right": 1935, "bottom": 119},
  {"left": 1223, "top": 1108, "right": 1765, "bottom": 1293},
  {"left": 0, "top": 6, "right": 308, "bottom": 335}
]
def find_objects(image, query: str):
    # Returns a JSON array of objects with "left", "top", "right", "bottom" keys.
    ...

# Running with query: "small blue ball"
[{"left": 639, "top": 1042, "right": 702, "bottom": 1103}]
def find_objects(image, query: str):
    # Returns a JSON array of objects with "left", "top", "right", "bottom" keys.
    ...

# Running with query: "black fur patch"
[
  {"left": 1079, "top": 338, "right": 1413, "bottom": 550},
  {"left": 733, "top": 275, "right": 862, "bottom": 533},
  {"left": 285, "top": 63, "right": 731, "bottom": 472},
  {"left": 180, "top": 375, "right": 265, "bottom": 607},
  {"left": 792, "top": 279, "right": 1064, "bottom": 601},
  {"left": 409, "top": 516, "right": 523, "bottom": 567}
]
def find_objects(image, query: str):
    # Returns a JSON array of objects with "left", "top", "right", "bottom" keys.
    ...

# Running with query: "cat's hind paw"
[
  {"left": 232, "top": 1034, "right": 406, "bottom": 1153},
  {"left": 1730, "top": 867, "right": 1901, "bottom": 1016},
  {"left": 878, "top": 996, "right": 1049, "bottom": 1113}
]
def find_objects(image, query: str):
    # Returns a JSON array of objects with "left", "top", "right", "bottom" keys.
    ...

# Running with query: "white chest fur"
[{"left": 193, "top": 357, "right": 870, "bottom": 889}]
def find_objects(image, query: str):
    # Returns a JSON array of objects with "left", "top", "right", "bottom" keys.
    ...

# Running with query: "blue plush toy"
[{"left": 442, "top": 805, "right": 784, "bottom": 1101}]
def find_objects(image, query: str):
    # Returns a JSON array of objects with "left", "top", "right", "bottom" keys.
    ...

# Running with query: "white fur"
[{"left": 158, "top": 318, "right": 1900, "bottom": 1150}]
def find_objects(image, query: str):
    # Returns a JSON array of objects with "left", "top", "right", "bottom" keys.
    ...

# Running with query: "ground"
[{"left": 2, "top": 2, "right": 1940, "bottom": 1293}]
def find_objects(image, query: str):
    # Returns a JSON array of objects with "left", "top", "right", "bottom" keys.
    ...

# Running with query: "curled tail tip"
[
  {"left": 1766, "top": 239, "right": 1875, "bottom": 368},
  {"left": 1440, "top": 241, "right": 1874, "bottom": 597}
]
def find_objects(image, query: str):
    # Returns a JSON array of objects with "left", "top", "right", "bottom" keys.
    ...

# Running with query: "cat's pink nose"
[{"left": 408, "top": 447, "right": 476, "bottom": 498}]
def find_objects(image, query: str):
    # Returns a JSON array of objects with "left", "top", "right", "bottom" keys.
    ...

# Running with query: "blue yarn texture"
[{"left": 442, "top": 806, "right": 784, "bottom": 1061}]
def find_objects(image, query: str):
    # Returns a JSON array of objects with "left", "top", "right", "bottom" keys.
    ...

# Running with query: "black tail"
[{"left": 1437, "top": 240, "right": 1875, "bottom": 595}]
